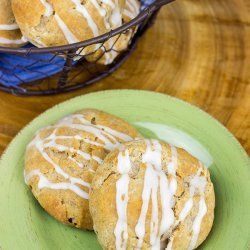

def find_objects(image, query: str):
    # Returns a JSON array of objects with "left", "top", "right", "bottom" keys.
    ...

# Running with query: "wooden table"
[{"left": 0, "top": 0, "right": 249, "bottom": 155}]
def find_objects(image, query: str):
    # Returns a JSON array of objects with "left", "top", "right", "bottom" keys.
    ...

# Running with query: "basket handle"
[{"left": 153, "top": 0, "right": 175, "bottom": 9}]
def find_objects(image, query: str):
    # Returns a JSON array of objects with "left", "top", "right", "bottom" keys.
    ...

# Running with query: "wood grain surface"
[{"left": 0, "top": 0, "right": 249, "bottom": 155}]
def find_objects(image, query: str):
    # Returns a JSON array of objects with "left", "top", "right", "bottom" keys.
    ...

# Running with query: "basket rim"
[{"left": 0, "top": 0, "right": 174, "bottom": 54}]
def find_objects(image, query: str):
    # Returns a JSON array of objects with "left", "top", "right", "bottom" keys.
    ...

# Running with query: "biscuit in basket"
[
  {"left": 12, "top": 0, "right": 140, "bottom": 64},
  {"left": 89, "top": 139, "right": 215, "bottom": 249},
  {"left": 24, "top": 109, "right": 140, "bottom": 230},
  {"left": 0, "top": 0, "right": 26, "bottom": 47},
  {"left": 85, "top": 0, "right": 141, "bottom": 64}
]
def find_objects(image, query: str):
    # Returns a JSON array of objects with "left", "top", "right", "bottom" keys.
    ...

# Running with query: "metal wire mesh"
[{"left": 0, "top": 0, "right": 174, "bottom": 96}]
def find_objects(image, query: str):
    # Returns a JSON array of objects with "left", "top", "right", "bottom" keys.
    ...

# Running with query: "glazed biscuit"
[
  {"left": 90, "top": 139, "right": 215, "bottom": 249},
  {"left": 24, "top": 109, "right": 141, "bottom": 230},
  {"left": 12, "top": 0, "right": 140, "bottom": 64},
  {"left": 0, "top": 0, "right": 26, "bottom": 47}
]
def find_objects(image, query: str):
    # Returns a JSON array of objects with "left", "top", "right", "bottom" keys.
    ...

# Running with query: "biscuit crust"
[
  {"left": 24, "top": 109, "right": 140, "bottom": 230},
  {"left": 90, "top": 139, "right": 215, "bottom": 249}
]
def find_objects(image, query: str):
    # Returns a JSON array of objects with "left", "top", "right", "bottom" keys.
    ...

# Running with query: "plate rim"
[
  {"left": 0, "top": 89, "right": 250, "bottom": 249},
  {"left": 1, "top": 89, "right": 249, "bottom": 166}
]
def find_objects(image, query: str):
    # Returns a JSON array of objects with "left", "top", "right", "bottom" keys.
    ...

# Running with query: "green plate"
[{"left": 0, "top": 90, "right": 249, "bottom": 250}]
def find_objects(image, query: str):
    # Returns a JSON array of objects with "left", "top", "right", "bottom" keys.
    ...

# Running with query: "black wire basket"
[{"left": 0, "top": 0, "right": 173, "bottom": 96}]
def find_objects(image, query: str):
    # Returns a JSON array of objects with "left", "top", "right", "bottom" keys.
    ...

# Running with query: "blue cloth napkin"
[
  {"left": 0, "top": 45, "right": 66, "bottom": 87},
  {"left": 0, "top": 0, "right": 155, "bottom": 87}
]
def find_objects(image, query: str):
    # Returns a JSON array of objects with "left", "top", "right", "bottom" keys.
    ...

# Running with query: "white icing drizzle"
[
  {"left": 167, "top": 146, "right": 178, "bottom": 203},
  {"left": 56, "top": 135, "right": 106, "bottom": 150},
  {"left": 54, "top": 14, "right": 79, "bottom": 43},
  {"left": 70, "top": 0, "right": 99, "bottom": 37},
  {"left": 90, "top": 0, "right": 106, "bottom": 17},
  {"left": 68, "top": 155, "right": 84, "bottom": 168},
  {"left": 126, "top": 0, "right": 139, "bottom": 13},
  {"left": 24, "top": 169, "right": 89, "bottom": 199},
  {"left": 39, "top": 0, "right": 53, "bottom": 17},
  {"left": 96, "top": 123, "right": 132, "bottom": 142},
  {"left": 110, "top": 0, "right": 122, "bottom": 27},
  {"left": 25, "top": 113, "right": 134, "bottom": 200},
  {"left": 114, "top": 149, "right": 132, "bottom": 250},
  {"left": 158, "top": 145, "right": 178, "bottom": 247},
  {"left": 68, "top": 154, "right": 95, "bottom": 172},
  {"left": 179, "top": 198, "right": 193, "bottom": 222},
  {"left": 102, "top": 0, "right": 115, "bottom": 9},
  {"left": 123, "top": 9, "right": 135, "bottom": 19},
  {"left": 123, "top": 0, "right": 140, "bottom": 19},
  {"left": 189, "top": 199, "right": 207, "bottom": 249},
  {"left": 0, "top": 37, "right": 26, "bottom": 45},
  {"left": 89, "top": 0, "right": 110, "bottom": 30},
  {"left": 102, "top": 0, "right": 140, "bottom": 65},
  {"left": 35, "top": 38, "right": 47, "bottom": 47},
  {"left": 135, "top": 140, "right": 177, "bottom": 249},
  {"left": 0, "top": 23, "right": 19, "bottom": 30},
  {"left": 41, "top": 131, "right": 101, "bottom": 163},
  {"left": 188, "top": 168, "right": 207, "bottom": 250},
  {"left": 126, "top": 0, "right": 136, "bottom": 13},
  {"left": 57, "top": 114, "right": 133, "bottom": 150},
  {"left": 21, "top": 36, "right": 28, "bottom": 42},
  {"left": 165, "top": 167, "right": 208, "bottom": 250},
  {"left": 39, "top": 0, "right": 79, "bottom": 44}
]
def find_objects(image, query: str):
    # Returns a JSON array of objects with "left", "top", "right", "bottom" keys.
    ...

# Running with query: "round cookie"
[
  {"left": 24, "top": 109, "right": 141, "bottom": 230},
  {"left": 12, "top": 0, "right": 140, "bottom": 64},
  {"left": 0, "top": 0, "right": 26, "bottom": 47},
  {"left": 89, "top": 139, "right": 215, "bottom": 249}
]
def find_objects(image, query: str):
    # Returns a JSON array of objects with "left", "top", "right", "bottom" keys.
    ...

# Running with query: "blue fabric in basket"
[
  {"left": 0, "top": 0, "right": 155, "bottom": 87},
  {"left": 0, "top": 44, "right": 66, "bottom": 87}
]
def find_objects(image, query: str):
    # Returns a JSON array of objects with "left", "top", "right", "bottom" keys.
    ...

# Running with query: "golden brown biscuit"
[
  {"left": 12, "top": 0, "right": 140, "bottom": 64},
  {"left": 90, "top": 139, "right": 215, "bottom": 249},
  {"left": 0, "top": 0, "right": 26, "bottom": 47},
  {"left": 24, "top": 109, "right": 141, "bottom": 230}
]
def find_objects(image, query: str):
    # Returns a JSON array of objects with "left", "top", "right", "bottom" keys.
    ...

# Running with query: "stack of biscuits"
[
  {"left": 25, "top": 109, "right": 215, "bottom": 250},
  {"left": 0, "top": 0, "right": 140, "bottom": 64}
]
